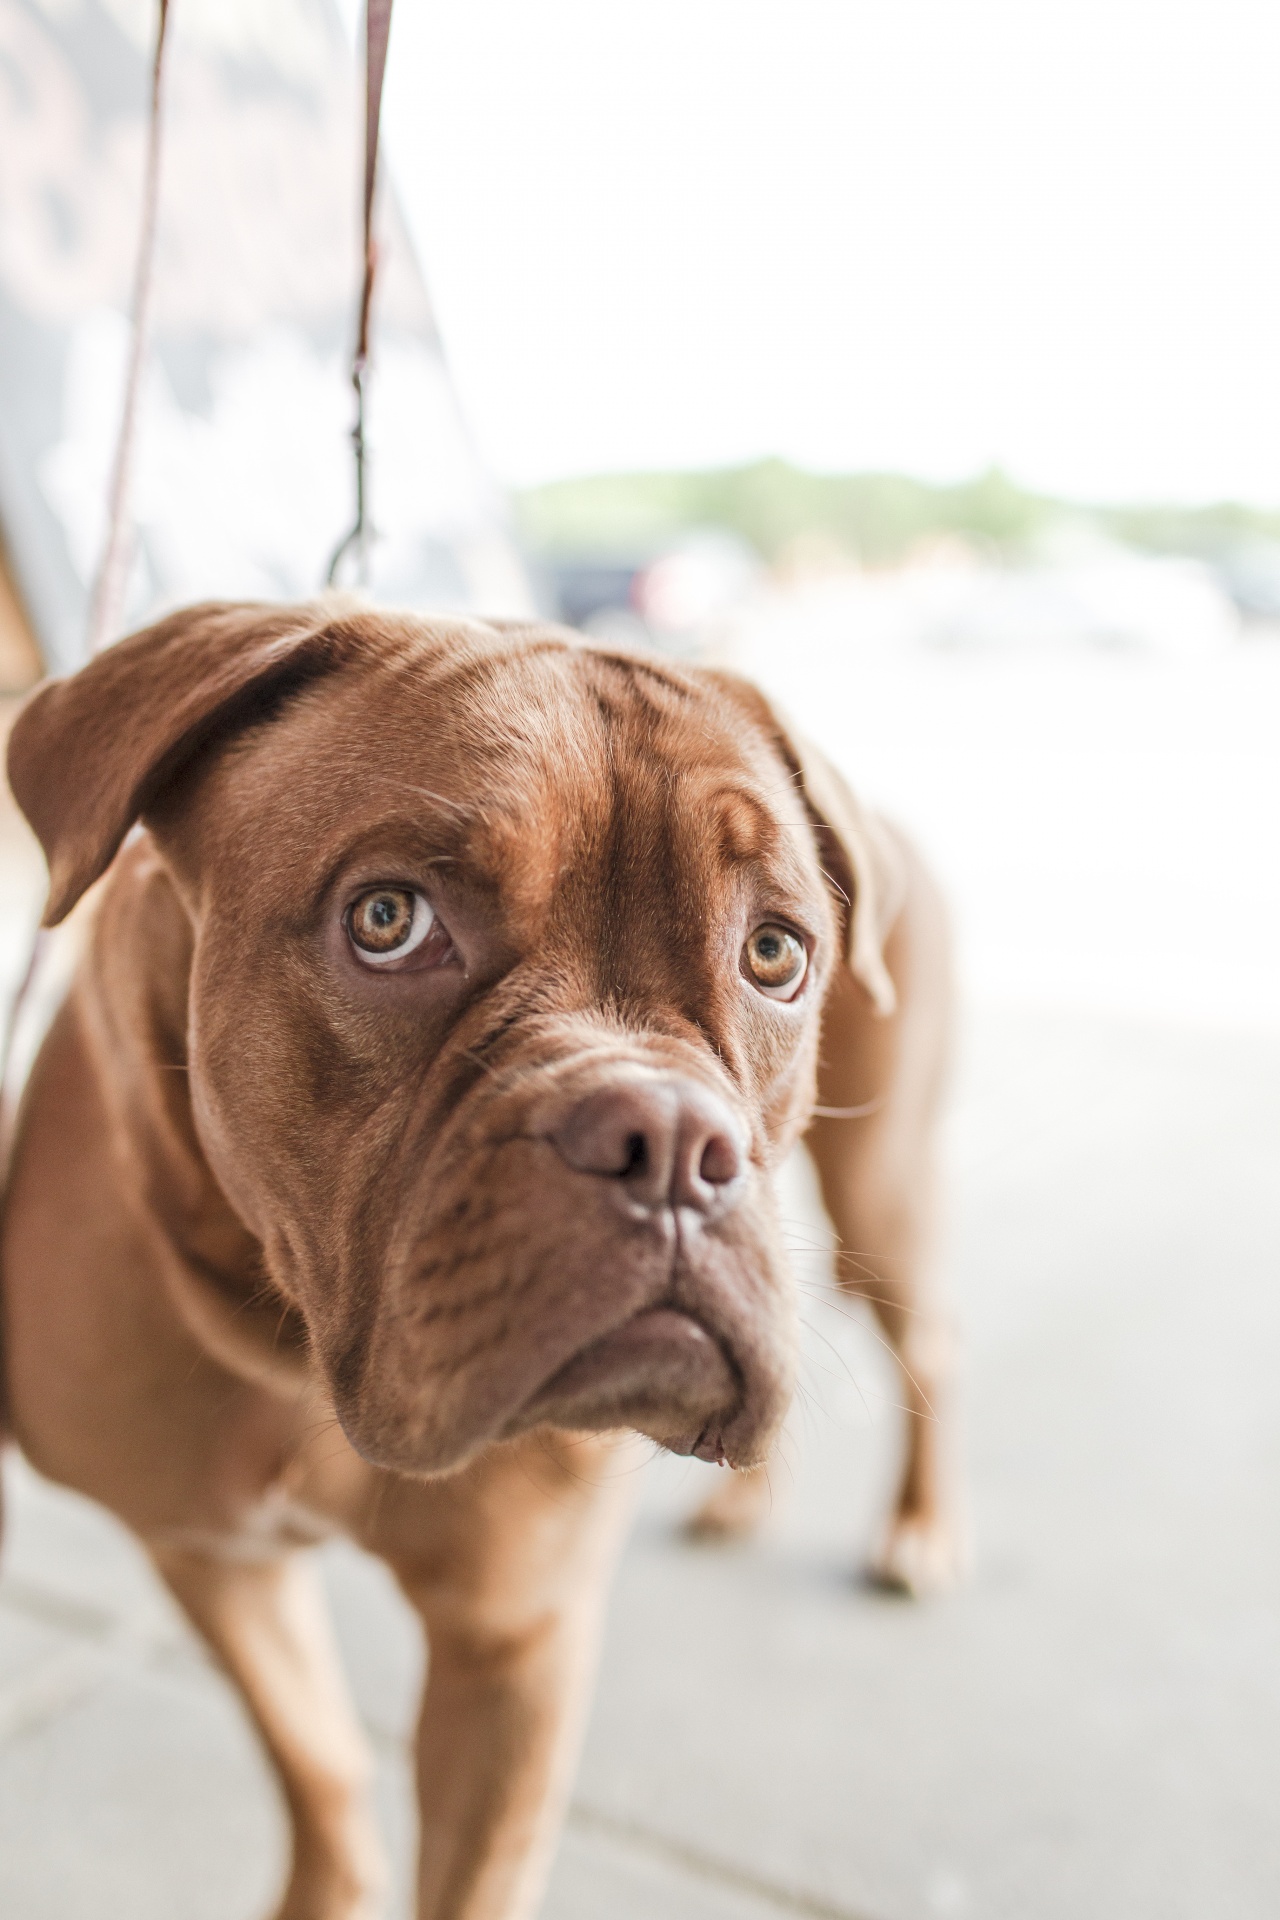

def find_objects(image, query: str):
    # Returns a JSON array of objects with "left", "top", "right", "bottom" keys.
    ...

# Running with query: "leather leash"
[
  {"left": 86, "top": 0, "right": 172, "bottom": 658},
  {"left": 2, "top": 2, "right": 399, "bottom": 1117},
  {"left": 5, "top": 1, "right": 401, "bottom": 1118},
  {"left": 0, "top": 0, "right": 172, "bottom": 1129},
  {"left": 326, "top": 0, "right": 396, "bottom": 589}
]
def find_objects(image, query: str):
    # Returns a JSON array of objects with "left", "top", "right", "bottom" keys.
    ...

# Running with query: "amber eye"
[
  {"left": 743, "top": 923, "right": 807, "bottom": 1000},
  {"left": 347, "top": 888, "right": 435, "bottom": 966}
]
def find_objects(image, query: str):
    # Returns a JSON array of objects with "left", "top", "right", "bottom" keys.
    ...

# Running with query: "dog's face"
[{"left": 10, "top": 606, "right": 892, "bottom": 1479}]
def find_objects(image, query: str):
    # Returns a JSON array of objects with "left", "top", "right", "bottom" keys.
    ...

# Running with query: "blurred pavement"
[{"left": 1, "top": 633, "right": 1278, "bottom": 1919}]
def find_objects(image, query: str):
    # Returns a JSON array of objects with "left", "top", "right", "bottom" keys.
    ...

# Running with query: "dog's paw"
[
  {"left": 683, "top": 1466, "right": 772, "bottom": 1542},
  {"left": 869, "top": 1512, "right": 970, "bottom": 1598}
]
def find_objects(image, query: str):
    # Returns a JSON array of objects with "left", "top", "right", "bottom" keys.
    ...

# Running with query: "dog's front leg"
[
  {"left": 152, "top": 1544, "right": 387, "bottom": 1920},
  {"left": 411, "top": 1593, "right": 604, "bottom": 1920},
  {"left": 385, "top": 1434, "right": 634, "bottom": 1920}
]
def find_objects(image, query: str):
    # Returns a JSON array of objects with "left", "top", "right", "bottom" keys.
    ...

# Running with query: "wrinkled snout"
[
  {"left": 507, "top": 1066, "right": 794, "bottom": 1467},
  {"left": 333, "top": 1057, "right": 796, "bottom": 1481},
  {"left": 546, "top": 1076, "right": 745, "bottom": 1215}
]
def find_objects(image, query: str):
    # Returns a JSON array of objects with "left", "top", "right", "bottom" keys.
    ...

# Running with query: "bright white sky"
[{"left": 368, "top": 0, "right": 1280, "bottom": 501}]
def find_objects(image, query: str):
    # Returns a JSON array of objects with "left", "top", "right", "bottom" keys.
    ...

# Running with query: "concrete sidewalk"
[{"left": 2, "top": 1003, "right": 1277, "bottom": 1919}]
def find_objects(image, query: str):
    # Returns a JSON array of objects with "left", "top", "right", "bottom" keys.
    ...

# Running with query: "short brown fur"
[{"left": 1, "top": 603, "right": 962, "bottom": 1918}]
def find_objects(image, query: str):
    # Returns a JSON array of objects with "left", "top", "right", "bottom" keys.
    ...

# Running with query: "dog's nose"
[{"left": 548, "top": 1079, "right": 744, "bottom": 1212}]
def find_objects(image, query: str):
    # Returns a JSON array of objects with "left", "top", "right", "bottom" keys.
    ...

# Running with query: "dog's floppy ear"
[
  {"left": 8, "top": 600, "right": 355, "bottom": 926},
  {"left": 706, "top": 669, "right": 904, "bottom": 1015}
]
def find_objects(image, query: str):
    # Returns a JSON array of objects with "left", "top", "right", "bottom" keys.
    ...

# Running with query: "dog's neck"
[{"left": 76, "top": 833, "right": 313, "bottom": 1398}]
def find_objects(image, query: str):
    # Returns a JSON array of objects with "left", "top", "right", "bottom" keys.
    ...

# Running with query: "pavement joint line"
[
  {"left": 0, "top": 1578, "right": 222, "bottom": 1746},
  {"left": 0, "top": 1572, "right": 126, "bottom": 1640},
  {"left": 0, "top": 1637, "right": 117, "bottom": 1744},
  {"left": 0, "top": 1589, "right": 875, "bottom": 1917},
  {"left": 567, "top": 1802, "right": 879, "bottom": 1920},
  {"left": 0, "top": 1569, "right": 423, "bottom": 1753},
  {"left": 0, "top": 1572, "right": 875, "bottom": 1913}
]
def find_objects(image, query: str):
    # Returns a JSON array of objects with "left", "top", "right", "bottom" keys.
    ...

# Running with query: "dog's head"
[{"left": 9, "top": 603, "right": 898, "bottom": 1477}]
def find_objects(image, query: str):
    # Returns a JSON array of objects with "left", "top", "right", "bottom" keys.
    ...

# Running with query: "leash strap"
[
  {"left": 86, "top": 0, "right": 172, "bottom": 658},
  {"left": 326, "top": 0, "right": 396, "bottom": 589},
  {"left": 3, "top": 2, "right": 398, "bottom": 1117},
  {"left": 1, "top": 0, "right": 171, "bottom": 1133}
]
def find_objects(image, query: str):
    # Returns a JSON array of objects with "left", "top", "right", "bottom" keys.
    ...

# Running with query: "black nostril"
[
  {"left": 546, "top": 1078, "right": 743, "bottom": 1213},
  {"left": 621, "top": 1132, "right": 649, "bottom": 1178},
  {"left": 698, "top": 1133, "right": 740, "bottom": 1187}
]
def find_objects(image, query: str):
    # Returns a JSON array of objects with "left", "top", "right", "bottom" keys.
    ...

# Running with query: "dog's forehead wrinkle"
[{"left": 284, "top": 664, "right": 612, "bottom": 930}]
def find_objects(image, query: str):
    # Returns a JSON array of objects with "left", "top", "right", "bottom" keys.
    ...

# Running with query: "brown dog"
[{"left": 0, "top": 601, "right": 959, "bottom": 1919}]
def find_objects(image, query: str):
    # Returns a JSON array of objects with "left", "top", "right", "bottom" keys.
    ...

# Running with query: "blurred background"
[{"left": 0, "top": 2, "right": 1277, "bottom": 1917}]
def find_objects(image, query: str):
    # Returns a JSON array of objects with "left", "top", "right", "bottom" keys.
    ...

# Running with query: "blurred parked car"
[{"left": 545, "top": 530, "right": 759, "bottom": 653}]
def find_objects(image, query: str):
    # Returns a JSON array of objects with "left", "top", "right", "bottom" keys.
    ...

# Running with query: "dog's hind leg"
[
  {"left": 687, "top": 835, "right": 965, "bottom": 1591},
  {"left": 152, "top": 1544, "right": 386, "bottom": 1920},
  {"left": 803, "top": 847, "right": 966, "bottom": 1596}
]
